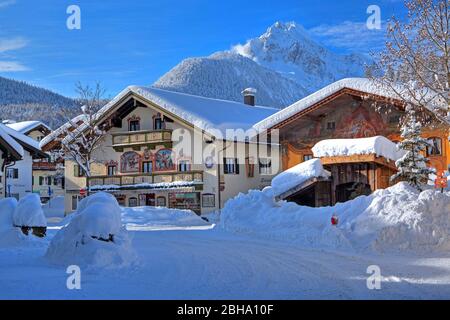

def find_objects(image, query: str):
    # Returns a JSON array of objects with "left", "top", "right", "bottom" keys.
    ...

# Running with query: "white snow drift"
[
  {"left": 221, "top": 182, "right": 450, "bottom": 253},
  {"left": 46, "top": 192, "right": 136, "bottom": 268}
]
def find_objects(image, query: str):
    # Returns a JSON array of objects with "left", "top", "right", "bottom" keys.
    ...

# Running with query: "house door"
[{"left": 146, "top": 193, "right": 156, "bottom": 206}]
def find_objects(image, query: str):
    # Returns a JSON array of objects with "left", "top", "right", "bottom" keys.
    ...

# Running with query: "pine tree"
[{"left": 391, "top": 110, "right": 434, "bottom": 190}]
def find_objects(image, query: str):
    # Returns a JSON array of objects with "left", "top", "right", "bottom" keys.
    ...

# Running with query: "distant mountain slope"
[
  {"left": 154, "top": 52, "right": 308, "bottom": 108},
  {"left": 154, "top": 21, "right": 369, "bottom": 107},
  {"left": 0, "top": 76, "right": 79, "bottom": 129}
]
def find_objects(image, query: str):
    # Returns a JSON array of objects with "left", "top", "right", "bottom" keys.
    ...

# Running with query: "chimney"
[{"left": 242, "top": 88, "right": 257, "bottom": 106}]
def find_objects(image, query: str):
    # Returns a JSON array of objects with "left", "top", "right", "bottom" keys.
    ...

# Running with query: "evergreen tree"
[{"left": 391, "top": 110, "right": 434, "bottom": 190}]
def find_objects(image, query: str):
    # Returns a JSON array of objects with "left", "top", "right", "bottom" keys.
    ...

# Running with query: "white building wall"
[{"left": 5, "top": 150, "right": 33, "bottom": 200}]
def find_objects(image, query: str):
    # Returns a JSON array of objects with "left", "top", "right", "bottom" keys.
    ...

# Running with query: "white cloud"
[
  {"left": 0, "top": 61, "right": 28, "bottom": 72},
  {"left": 0, "top": 37, "right": 28, "bottom": 53},
  {"left": 309, "top": 21, "right": 386, "bottom": 53},
  {"left": 0, "top": 0, "right": 16, "bottom": 9}
]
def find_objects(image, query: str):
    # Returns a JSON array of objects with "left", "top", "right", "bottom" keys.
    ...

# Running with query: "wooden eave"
[{"left": 319, "top": 154, "right": 397, "bottom": 170}]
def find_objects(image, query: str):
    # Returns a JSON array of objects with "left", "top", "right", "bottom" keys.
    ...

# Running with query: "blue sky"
[{"left": 0, "top": 0, "right": 406, "bottom": 98}]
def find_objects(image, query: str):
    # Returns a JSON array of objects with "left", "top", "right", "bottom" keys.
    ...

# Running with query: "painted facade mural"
[
  {"left": 155, "top": 149, "right": 174, "bottom": 171},
  {"left": 120, "top": 151, "right": 141, "bottom": 173}
]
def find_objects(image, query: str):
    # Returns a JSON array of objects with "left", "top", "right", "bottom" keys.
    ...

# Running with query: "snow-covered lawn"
[{"left": 1, "top": 186, "right": 450, "bottom": 300}]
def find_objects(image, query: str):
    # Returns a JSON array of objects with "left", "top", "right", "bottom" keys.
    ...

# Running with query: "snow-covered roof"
[
  {"left": 271, "top": 158, "right": 330, "bottom": 197},
  {"left": 95, "top": 86, "right": 279, "bottom": 136},
  {"left": 0, "top": 124, "right": 24, "bottom": 158},
  {"left": 253, "top": 77, "right": 447, "bottom": 131},
  {"left": 0, "top": 123, "right": 41, "bottom": 151},
  {"left": 311, "top": 136, "right": 404, "bottom": 162},
  {"left": 6, "top": 120, "right": 51, "bottom": 134},
  {"left": 39, "top": 114, "right": 86, "bottom": 149}
]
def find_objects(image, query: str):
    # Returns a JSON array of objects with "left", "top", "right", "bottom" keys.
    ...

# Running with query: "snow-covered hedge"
[
  {"left": 220, "top": 183, "right": 450, "bottom": 253},
  {"left": 13, "top": 194, "right": 47, "bottom": 228},
  {"left": 46, "top": 192, "right": 136, "bottom": 268}
]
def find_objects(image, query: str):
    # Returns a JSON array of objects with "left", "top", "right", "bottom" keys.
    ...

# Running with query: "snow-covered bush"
[
  {"left": 0, "top": 197, "right": 17, "bottom": 232},
  {"left": 46, "top": 192, "right": 136, "bottom": 268},
  {"left": 12, "top": 194, "right": 47, "bottom": 228},
  {"left": 0, "top": 197, "right": 46, "bottom": 247},
  {"left": 220, "top": 182, "right": 450, "bottom": 253}
]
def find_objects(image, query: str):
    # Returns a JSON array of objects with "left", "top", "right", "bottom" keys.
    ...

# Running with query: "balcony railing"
[
  {"left": 32, "top": 162, "right": 57, "bottom": 170},
  {"left": 87, "top": 171, "right": 203, "bottom": 189},
  {"left": 112, "top": 129, "right": 172, "bottom": 147}
]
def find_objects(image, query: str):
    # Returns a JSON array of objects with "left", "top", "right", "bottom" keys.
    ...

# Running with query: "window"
[
  {"left": 156, "top": 196, "right": 166, "bottom": 207},
  {"left": 6, "top": 168, "right": 18, "bottom": 179},
  {"left": 259, "top": 158, "right": 272, "bottom": 175},
  {"left": 71, "top": 195, "right": 79, "bottom": 211},
  {"left": 303, "top": 154, "right": 314, "bottom": 161},
  {"left": 389, "top": 115, "right": 401, "bottom": 124},
  {"left": 128, "top": 197, "right": 138, "bottom": 207},
  {"left": 245, "top": 157, "right": 255, "bottom": 178},
  {"left": 129, "top": 120, "right": 140, "bottom": 132},
  {"left": 326, "top": 122, "right": 336, "bottom": 130},
  {"left": 142, "top": 161, "right": 153, "bottom": 173},
  {"left": 223, "top": 158, "right": 239, "bottom": 174},
  {"left": 202, "top": 193, "right": 215, "bottom": 208},
  {"left": 73, "top": 164, "right": 85, "bottom": 177},
  {"left": 178, "top": 160, "right": 191, "bottom": 172},
  {"left": 154, "top": 117, "right": 164, "bottom": 130},
  {"left": 39, "top": 176, "right": 44, "bottom": 186},
  {"left": 426, "top": 137, "right": 442, "bottom": 156},
  {"left": 46, "top": 176, "right": 52, "bottom": 185},
  {"left": 107, "top": 165, "right": 117, "bottom": 176}
]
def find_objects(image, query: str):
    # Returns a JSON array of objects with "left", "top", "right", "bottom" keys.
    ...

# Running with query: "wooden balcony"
[
  {"left": 112, "top": 129, "right": 172, "bottom": 150},
  {"left": 87, "top": 171, "right": 203, "bottom": 191},
  {"left": 32, "top": 162, "right": 57, "bottom": 170}
]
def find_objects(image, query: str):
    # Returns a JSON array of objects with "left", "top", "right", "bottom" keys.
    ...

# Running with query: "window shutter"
[
  {"left": 39, "top": 176, "right": 44, "bottom": 186},
  {"left": 223, "top": 158, "right": 228, "bottom": 174},
  {"left": 74, "top": 164, "right": 79, "bottom": 177},
  {"left": 235, "top": 158, "right": 239, "bottom": 175}
]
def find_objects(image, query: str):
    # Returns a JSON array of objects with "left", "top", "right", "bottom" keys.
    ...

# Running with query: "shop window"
[
  {"left": 178, "top": 160, "right": 191, "bottom": 172},
  {"left": 128, "top": 197, "right": 138, "bottom": 207},
  {"left": 303, "top": 154, "right": 313, "bottom": 162},
  {"left": 156, "top": 196, "right": 166, "bottom": 207},
  {"left": 245, "top": 157, "right": 255, "bottom": 178},
  {"left": 259, "top": 158, "right": 272, "bottom": 175},
  {"left": 142, "top": 161, "right": 153, "bottom": 173},
  {"left": 223, "top": 158, "right": 239, "bottom": 174},
  {"left": 426, "top": 137, "right": 442, "bottom": 156},
  {"left": 202, "top": 193, "right": 215, "bottom": 208}
]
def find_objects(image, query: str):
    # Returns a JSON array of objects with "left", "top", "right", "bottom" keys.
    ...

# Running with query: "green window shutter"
[{"left": 74, "top": 164, "right": 79, "bottom": 177}]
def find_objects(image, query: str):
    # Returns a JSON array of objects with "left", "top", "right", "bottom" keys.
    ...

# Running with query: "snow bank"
[
  {"left": 46, "top": 192, "right": 136, "bottom": 268},
  {"left": 271, "top": 159, "right": 330, "bottom": 197},
  {"left": 312, "top": 136, "right": 404, "bottom": 161},
  {"left": 13, "top": 194, "right": 46, "bottom": 227},
  {"left": 220, "top": 183, "right": 450, "bottom": 253},
  {"left": 0, "top": 198, "right": 17, "bottom": 232},
  {"left": 122, "top": 206, "right": 211, "bottom": 231}
]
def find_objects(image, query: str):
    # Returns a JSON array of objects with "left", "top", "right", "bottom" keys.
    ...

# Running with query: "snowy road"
[{"left": 1, "top": 227, "right": 450, "bottom": 299}]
